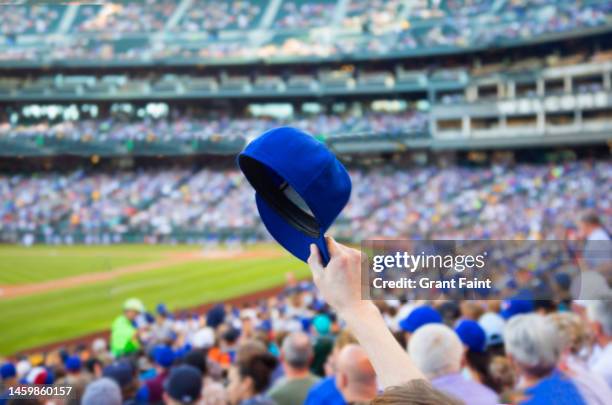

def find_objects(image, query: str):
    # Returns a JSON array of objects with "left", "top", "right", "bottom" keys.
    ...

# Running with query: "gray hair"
[
  {"left": 408, "top": 324, "right": 463, "bottom": 379},
  {"left": 82, "top": 378, "right": 122, "bottom": 405},
  {"left": 281, "top": 332, "right": 313, "bottom": 369},
  {"left": 504, "top": 314, "right": 561, "bottom": 376},
  {"left": 587, "top": 292, "right": 612, "bottom": 336}
]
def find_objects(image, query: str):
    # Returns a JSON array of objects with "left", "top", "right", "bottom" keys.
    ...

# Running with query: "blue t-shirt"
[
  {"left": 521, "top": 370, "right": 586, "bottom": 405},
  {"left": 304, "top": 376, "right": 346, "bottom": 405}
]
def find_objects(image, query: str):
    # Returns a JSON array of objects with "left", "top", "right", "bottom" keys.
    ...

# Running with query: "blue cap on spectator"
[
  {"left": 1, "top": 363, "right": 16, "bottom": 379},
  {"left": 157, "top": 303, "right": 169, "bottom": 316},
  {"left": 399, "top": 306, "right": 443, "bottom": 333},
  {"left": 500, "top": 297, "right": 534, "bottom": 319},
  {"left": 239, "top": 127, "right": 351, "bottom": 265},
  {"left": 164, "top": 365, "right": 202, "bottom": 404},
  {"left": 153, "top": 345, "right": 175, "bottom": 368},
  {"left": 65, "top": 356, "right": 81, "bottom": 372},
  {"left": 455, "top": 320, "right": 486, "bottom": 353},
  {"left": 102, "top": 360, "right": 133, "bottom": 387},
  {"left": 206, "top": 304, "right": 225, "bottom": 328}
]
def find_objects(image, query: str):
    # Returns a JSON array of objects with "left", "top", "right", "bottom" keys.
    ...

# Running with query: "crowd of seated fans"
[
  {"left": 0, "top": 112, "right": 429, "bottom": 143},
  {"left": 1, "top": 160, "right": 610, "bottom": 246},
  {"left": 71, "top": 1, "right": 177, "bottom": 33},
  {"left": 0, "top": 249, "right": 610, "bottom": 404},
  {"left": 1, "top": 0, "right": 609, "bottom": 61},
  {"left": 175, "top": 0, "right": 266, "bottom": 32}
]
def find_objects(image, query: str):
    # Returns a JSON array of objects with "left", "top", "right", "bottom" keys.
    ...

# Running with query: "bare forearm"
[{"left": 340, "top": 302, "right": 425, "bottom": 388}]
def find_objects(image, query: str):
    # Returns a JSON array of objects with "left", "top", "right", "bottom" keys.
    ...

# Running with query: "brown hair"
[{"left": 371, "top": 380, "right": 464, "bottom": 405}]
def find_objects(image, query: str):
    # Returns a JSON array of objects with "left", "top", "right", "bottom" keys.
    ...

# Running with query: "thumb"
[
  {"left": 326, "top": 236, "right": 341, "bottom": 258},
  {"left": 307, "top": 243, "right": 324, "bottom": 278}
]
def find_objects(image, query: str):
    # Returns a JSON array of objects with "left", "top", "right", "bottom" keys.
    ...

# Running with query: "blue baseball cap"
[
  {"left": 455, "top": 319, "right": 486, "bottom": 353},
  {"left": 1, "top": 362, "right": 16, "bottom": 379},
  {"left": 164, "top": 365, "right": 202, "bottom": 404},
  {"left": 399, "top": 306, "right": 443, "bottom": 333},
  {"left": 239, "top": 127, "right": 351, "bottom": 265},
  {"left": 153, "top": 345, "right": 175, "bottom": 368},
  {"left": 65, "top": 355, "right": 81, "bottom": 372},
  {"left": 500, "top": 295, "right": 534, "bottom": 319},
  {"left": 102, "top": 360, "right": 134, "bottom": 387}
]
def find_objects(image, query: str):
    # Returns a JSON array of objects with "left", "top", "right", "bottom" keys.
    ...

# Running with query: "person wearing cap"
[
  {"left": 455, "top": 320, "right": 497, "bottom": 392},
  {"left": 144, "top": 345, "right": 175, "bottom": 403},
  {"left": 55, "top": 355, "right": 91, "bottom": 405},
  {"left": 149, "top": 303, "right": 174, "bottom": 345},
  {"left": 478, "top": 312, "right": 506, "bottom": 356},
  {"left": 183, "top": 350, "right": 227, "bottom": 405},
  {"left": 500, "top": 295, "right": 534, "bottom": 320},
  {"left": 398, "top": 305, "right": 443, "bottom": 345},
  {"left": 111, "top": 298, "right": 145, "bottom": 357},
  {"left": 163, "top": 365, "right": 202, "bottom": 405},
  {"left": 102, "top": 359, "right": 140, "bottom": 405},
  {"left": 0, "top": 362, "right": 17, "bottom": 405},
  {"left": 504, "top": 314, "right": 586, "bottom": 405},
  {"left": 310, "top": 314, "right": 334, "bottom": 377},
  {"left": 82, "top": 377, "right": 122, "bottom": 405},
  {"left": 305, "top": 331, "right": 358, "bottom": 405},
  {"left": 268, "top": 332, "right": 320, "bottom": 405},
  {"left": 409, "top": 323, "right": 498, "bottom": 405}
]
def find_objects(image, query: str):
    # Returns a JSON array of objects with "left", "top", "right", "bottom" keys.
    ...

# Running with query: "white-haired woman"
[
  {"left": 504, "top": 314, "right": 586, "bottom": 405},
  {"left": 548, "top": 312, "right": 612, "bottom": 405}
]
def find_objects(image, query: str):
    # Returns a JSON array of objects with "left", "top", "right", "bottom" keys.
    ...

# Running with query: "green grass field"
[{"left": 0, "top": 244, "right": 308, "bottom": 355}]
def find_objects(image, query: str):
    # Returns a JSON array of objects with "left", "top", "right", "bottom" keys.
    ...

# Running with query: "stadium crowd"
[
  {"left": 0, "top": 228, "right": 610, "bottom": 405},
  {"left": 0, "top": 112, "right": 428, "bottom": 143},
  {"left": 0, "top": 0, "right": 609, "bottom": 61},
  {"left": 1, "top": 160, "right": 609, "bottom": 245}
]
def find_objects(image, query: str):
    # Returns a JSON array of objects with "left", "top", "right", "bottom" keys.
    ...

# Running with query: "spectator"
[
  {"left": 268, "top": 332, "right": 320, "bottom": 405},
  {"left": 183, "top": 350, "right": 227, "bottom": 405},
  {"left": 304, "top": 331, "right": 358, "bottom": 405},
  {"left": 162, "top": 365, "right": 203, "bottom": 405},
  {"left": 455, "top": 320, "right": 497, "bottom": 390},
  {"left": 227, "top": 352, "right": 278, "bottom": 405},
  {"left": 408, "top": 323, "right": 498, "bottom": 405},
  {"left": 399, "top": 305, "right": 443, "bottom": 344},
  {"left": 102, "top": 360, "right": 140, "bottom": 405},
  {"left": 310, "top": 314, "right": 334, "bottom": 376},
  {"left": 504, "top": 314, "right": 586, "bottom": 404},
  {"left": 56, "top": 355, "right": 91, "bottom": 405},
  {"left": 335, "top": 344, "right": 378, "bottom": 403},
  {"left": 111, "top": 298, "right": 145, "bottom": 357},
  {"left": 0, "top": 363, "right": 17, "bottom": 405},
  {"left": 144, "top": 345, "right": 175, "bottom": 403},
  {"left": 585, "top": 294, "right": 612, "bottom": 389},
  {"left": 549, "top": 312, "right": 612, "bottom": 404},
  {"left": 81, "top": 377, "right": 122, "bottom": 405}
]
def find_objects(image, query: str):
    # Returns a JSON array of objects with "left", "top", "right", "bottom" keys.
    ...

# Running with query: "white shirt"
[{"left": 590, "top": 343, "right": 612, "bottom": 390}]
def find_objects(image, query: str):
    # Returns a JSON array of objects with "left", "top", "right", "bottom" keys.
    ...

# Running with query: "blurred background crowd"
[
  {"left": 1, "top": 160, "right": 610, "bottom": 245},
  {"left": 0, "top": 0, "right": 610, "bottom": 61}
]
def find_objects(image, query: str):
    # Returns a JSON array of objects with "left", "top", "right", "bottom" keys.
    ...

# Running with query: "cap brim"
[{"left": 256, "top": 193, "right": 325, "bottom": 262}]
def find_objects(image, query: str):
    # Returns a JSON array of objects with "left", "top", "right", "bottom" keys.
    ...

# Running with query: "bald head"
[{"left": 336, "top": 344, "right": 377, "bottom": 402}]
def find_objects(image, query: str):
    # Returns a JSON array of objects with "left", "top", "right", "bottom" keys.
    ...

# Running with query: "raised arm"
[{"left": 308, "top": 237, "right": 425, "bottom": 388}]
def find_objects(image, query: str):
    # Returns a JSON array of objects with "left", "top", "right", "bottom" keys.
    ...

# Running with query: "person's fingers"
[
  {"left": 308, "top": 243, "right": 324, "bottom": 279},
  {"left": 326, "top": 236, "right": 342, "bottom": 258}
]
